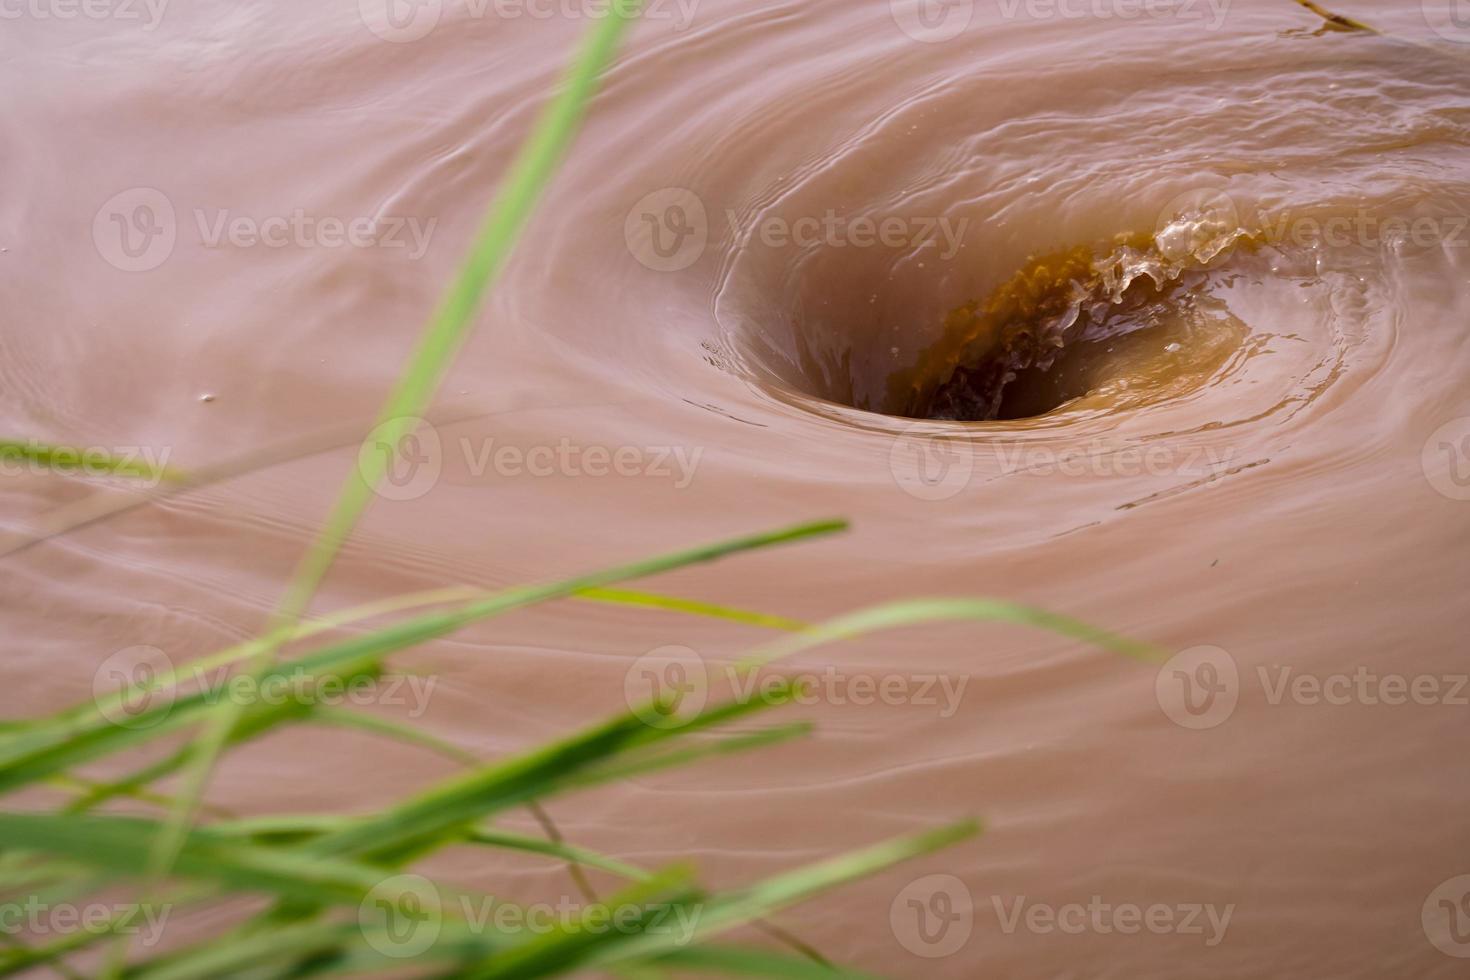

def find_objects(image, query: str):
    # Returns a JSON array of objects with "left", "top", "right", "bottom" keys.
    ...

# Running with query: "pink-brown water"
[{"left": 3, "top": 1, "right": 1470, "bottom": 976}]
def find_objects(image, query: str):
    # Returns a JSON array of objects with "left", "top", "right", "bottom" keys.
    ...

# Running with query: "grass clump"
[{"left": 0, "top": 5, "right": 1157, "bottom": 977}]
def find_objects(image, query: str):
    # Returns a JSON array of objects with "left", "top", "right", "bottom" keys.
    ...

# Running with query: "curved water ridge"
[{"left": 3, "top": 3, "right": 1469, "bottom": 979}]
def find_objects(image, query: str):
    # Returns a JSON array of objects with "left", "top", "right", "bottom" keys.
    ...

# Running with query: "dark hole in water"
[
  {"left": 888, "top": 235, "right": 1216, "bottom": 423},
  {"left": 931, "top": 329, "right": 1145, "bottom": 421}
]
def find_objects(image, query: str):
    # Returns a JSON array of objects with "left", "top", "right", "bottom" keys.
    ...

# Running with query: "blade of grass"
[
  {"left": 142, "top": 6, "right": 649, "bottom": 960},
  {"left": 0, "top": 586, "right": 479, "bottom": 761},
  {"left": 463, "top": 829, "right": 652, "bottom": 882},
  {"left": 0, "top": 654, "right": 385, "bottom": 796},
  {"left": 740, "top": 596, "right": 1163, "bottom": 672},
  {"left": 561, "top": 723, "right": 813, "bottom": 790},
  {"left": 571, "top": 820, "right": 981, "bottom": 973},
  {"left": 302, "top": 681, "right": 800, "bottom": 863},
  {"left": 0, "top": 521, "right": 840, "bottom": 791},
  {"left": 0, "top": 440, "right": 183, "bottom": 483},
  {"left": 465, "top": 822, "right": 978, "bottom": 978},
  {"left": 576, "top": 588, "right": 810, "bottom": 633},
  {"left": 0, "top": 812, "right": 419, "bottom": 907}
]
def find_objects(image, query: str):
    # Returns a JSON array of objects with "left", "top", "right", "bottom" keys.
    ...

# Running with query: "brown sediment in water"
[
  {"left": 890, "top": 229, "right": 1259, "bottom": 422},
  {"left": 5, "top": 2, "right": 1470, "bottom": 978}
]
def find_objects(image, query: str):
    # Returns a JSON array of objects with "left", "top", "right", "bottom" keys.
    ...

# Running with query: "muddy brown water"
[{"left": 4, "top": 1, "right": 1470, "bottom": 977}]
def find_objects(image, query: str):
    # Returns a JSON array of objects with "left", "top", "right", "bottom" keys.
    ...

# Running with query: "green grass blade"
[
  {"left": 576, "top": 588, "right": 810, "bottom": 633},
  {"left": 144, "top": 5, "right": 648, "bottom": 950},
  {"left": 0, "top": 656, "right": 383, "bottom": 795},
  {"left": 0, "top": 812, "right": 406, "bottom": 906},
  {"left": 563, "top": 723, "right": 813, "bottom": 789},
  {"left": 586, "top": 821, "right": 981, "bottom": 971},
  {"left": 306, "top": 706, "right": 478, "bottom": 765},
  {"left": 0, "top": 523, "right": 838, "bottom": 797},
  {"left": 0, "top": 440, "right": 183, "bottom": 483},
  {"left": 464, "top": 829, "right": 653, "bottom": 882},
  {"left": 740, "top": 596, "right": 1162, "bottom": 671},
  {"left": 154, "top": 516, "right": 834, "bottom": 895},
  {"left": 304, "top": 683, "right": 799, "bottom": 863}
]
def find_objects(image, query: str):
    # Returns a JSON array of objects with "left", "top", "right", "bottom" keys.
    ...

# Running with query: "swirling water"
[{"left": 2, "top": 1, "right": 1469, "bottom": 976}]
